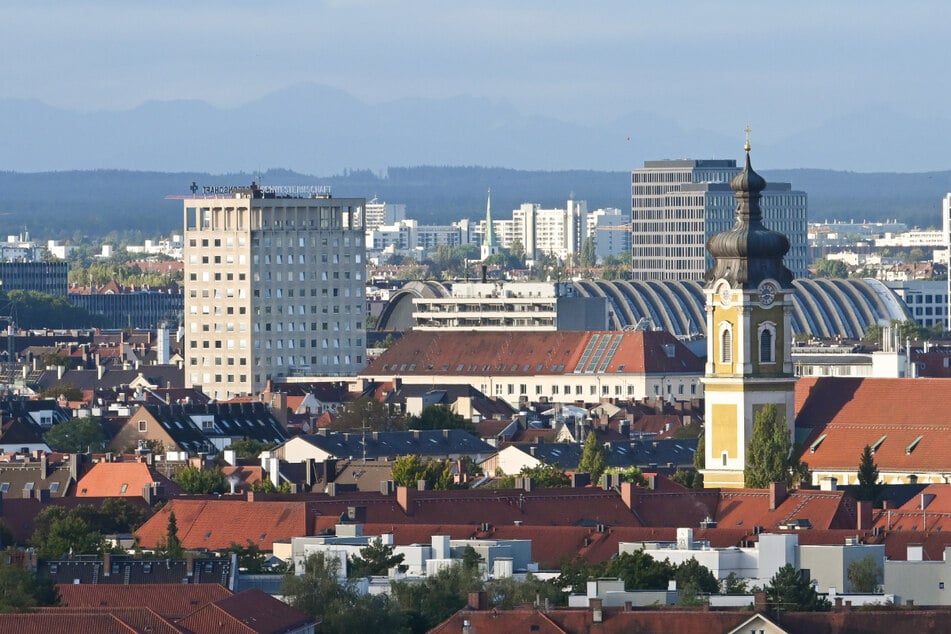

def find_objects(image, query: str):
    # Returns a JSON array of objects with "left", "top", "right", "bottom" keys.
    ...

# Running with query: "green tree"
[
  {"left": 405, "top": 404, "right": 474, "bottom": 433},
  {"left": 226, "top": 438, "right": 275, "bottom": 460},
  {"left": 31, "top": 507, "right": 103, "bottom": 560},
  {"left": 670, "top": 469, "right": 702, "bottom": 489},
  {"left": 854, "top": 445, "right": 885, "bottom": 507},
  {"left": 578, "top": 432, "right": 607, "bottom": 484},
  {"left": 746, "top": 404, "right": 794, "bottom": 489},
  {"left": 722, "top": 571, "right": 749, "bottom": 595},
  {"left": 673, "top": 557, "right": 719, "bottom": 604},
  {"left": 93, "top": 498, "right": 151, "bottom": 534},
  {"left": 391, "top": 455, "right": 455, "bottom": 490},
  {"left": 3, "top": 289, "right": 98, "bottom": 329},
  {"left": 813, "top": 258, "right": 849, "bottom": 278},
  {"left": 39, "top": 382, "right": 84, "bottom": 401},
  {"left": 225, "top": 540, "right": 267, "bottom": 573},
  {"left": 283, "top": 553, "right": 403, "bottom": 633},
  {"left": 391, "top": 561, "right": 483, "bottom": 632},
  {"left": 0, "top": 550, "right": 57, "bottom": 612},
  {"left": 484, "top": 573, "right": 565, "bottom": 609},
  {"left": 174, "top": 465, "right": 226, "bottom": 494},
  {"left": 348, "top": 537, "right": 407, "bottom": 578},
  {"left": 604, "top": 465, "right": 647, "bottom": 486},
  {"left": 847, "top": 555, "right": 883, "bottom": 593},
  {"left": 579, "top": 236, "right": 597, "bottom": 268},
  {"left": 862, "top": 323, "right": 883, "bottom": 344},
  {"left": 556, "top": 555, "right": 604, "bottom": 594},
  {"left": 603, "top": 550, "right": 674, "bottom": 590},
  {"left": 43, "top": 416, "right": 106, "bottom": 453},
  {"left": 330, "top": 397, "right": 395, "bottom": 432},
  {"left": 161, "top": 511, "right": 185, "bottom": 559},
  {"left": 497, "top": 463, "right": 572, "bottom": 489},
  {"left": 764, "top": 563, "right": 831, "bottom": 612}
]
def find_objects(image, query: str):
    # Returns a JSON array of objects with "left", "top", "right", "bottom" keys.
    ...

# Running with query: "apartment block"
[{"left": 183, "top": 185, "right": 366, "bottom": 399}]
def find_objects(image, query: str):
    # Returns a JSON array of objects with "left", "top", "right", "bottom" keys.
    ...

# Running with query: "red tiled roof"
[
  {"left": 795, "top": 377, "right": 951, "bottom": 429},
  {"left": 177, "top": 589, "right": 313, "bottom": 634},
  {"left": 362, "top": 330, "right": 702, "bottom": 377},
  {"left": 56, "top": 583, "right": 232, "bottom": 619},
  {"left": 714, "top": 489, "right": 857, "bottom": 531},
  {"left": 135, "top": 500, "right": 311, "bottom": 551},
  {"left": 36, "top": 607, "right": 180, "bottom": 634},
  {"left": 75, "top": 461, "right": 178, "bottom": 498},
  {"left": 0, "top": 613, "right": 141, "bottom": 634},
  {"left": 796, "top": 377, "right": 951, "bottom": 472}
]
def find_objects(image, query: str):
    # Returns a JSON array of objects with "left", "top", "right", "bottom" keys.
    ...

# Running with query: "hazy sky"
[{"left": 3, "top": 2, "right": 950, "bottom": 164}]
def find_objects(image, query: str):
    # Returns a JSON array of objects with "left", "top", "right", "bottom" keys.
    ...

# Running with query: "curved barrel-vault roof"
[{"left": 375, "top": 278, "right": 912, "bottom": 339}]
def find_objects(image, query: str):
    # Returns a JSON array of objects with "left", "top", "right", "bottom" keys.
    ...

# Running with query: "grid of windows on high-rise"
[{"left": 183, "top": 194, "right": 367, "bottom": 399}]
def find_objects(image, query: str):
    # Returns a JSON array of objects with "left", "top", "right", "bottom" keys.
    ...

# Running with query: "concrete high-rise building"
[
  {"left": 183, "top": 185, "right": 366, "bottom": 399},
  {"left": 587, "top": 208, "right": 631, "bottom": 263},
  {"left": 631, "top": 159, "right": 808, "bottom": 281},
  {"left": 943, "top": 192, "right": 951, "bottom": 330},
  {"left": 362, "top": 199, "right": 406, "bottom": 233}
]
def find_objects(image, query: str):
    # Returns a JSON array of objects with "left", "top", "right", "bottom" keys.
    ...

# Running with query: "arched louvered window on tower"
[
  {"left": 719, "top": 323, "right": 733, "bottom": 365},
  {"left": 758, "top": 322, "right": 777, "bottom": 364}
]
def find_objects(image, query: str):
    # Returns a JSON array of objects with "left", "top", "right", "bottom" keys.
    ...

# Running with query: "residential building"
[
  {"left": 701, "top": 148, "right": 797, "bottom": 489},
  {"left": 182, "top": 184, "right": 366, "bottom": 398},
  {"left": 631, "top": 159, "right": 808, "bottom": 280}
]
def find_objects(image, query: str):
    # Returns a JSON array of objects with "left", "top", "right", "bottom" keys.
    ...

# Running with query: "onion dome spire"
[{"left": 704, "top": 131, "right": 793, "bottom": 288}]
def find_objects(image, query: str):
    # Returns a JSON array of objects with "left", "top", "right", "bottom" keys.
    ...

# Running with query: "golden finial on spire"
[{"left": 744, "top": 125, "right": 752, "bottom": 153}]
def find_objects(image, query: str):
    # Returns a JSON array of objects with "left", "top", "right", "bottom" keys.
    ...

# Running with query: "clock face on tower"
[{"left": 758, "top": 281, "right": 777, "bottom": 307}]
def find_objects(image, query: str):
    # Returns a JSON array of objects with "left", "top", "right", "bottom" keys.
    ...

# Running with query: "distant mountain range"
[
  {"left": 3, "top": 83, "right": 951, "bottom": 175},
  {"left": 0, "top": 83, "right": 948, "bottom": 239}
]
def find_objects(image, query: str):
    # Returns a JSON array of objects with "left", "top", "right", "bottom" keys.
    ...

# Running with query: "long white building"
[{"left": 183, "top": 185, "right": 366, "bottom": 399}]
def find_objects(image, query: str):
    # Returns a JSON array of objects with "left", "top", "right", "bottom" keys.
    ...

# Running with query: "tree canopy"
[
  {"left": 764, "top": 563, "right": 831, "bottom": 612},
  {"left": 578, "top": 432, "right": 607, "bottom": 484},
  {"left": 405, "top": 404, "right": 475, "bottom": 433},
  {"left": 745, "top": 404, "right": 808, "bottom": 489},
  {"left": 329, "top": 397, "right": 395, "bottom": 432},
  {"left": 854, "top": 444, "right": 885, "bottom": 507},
  {"left": 847, "top": 555, "right": 883, "bottom": 593},
  {"left": 348, "top": 537, "right": 406, "bottom": 578},
  {"left": 391, "top": 455, "right": 455, "bottom": 490},
  {"left": 0, "top": 550, "right": 57, "bottom": 613},
  {"left": 174, "top": 465, "right": 226, "bottom": 494},
  {"left": 43, "top": 416, "right": 106, "bottom": 453},
  {"left": 282, "top": 552, "right": 403, "bottom": 633}
]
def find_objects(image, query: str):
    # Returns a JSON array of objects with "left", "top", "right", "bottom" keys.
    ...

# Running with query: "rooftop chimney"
[
  {"left": 396, "top": 485, "right": 414, "bottom": 515},
  {"left": 857, "top": 500, "right": 873, "bottom": 531},
  {"left": 769, "top": 482, "right": 788, "bottom": 511}
]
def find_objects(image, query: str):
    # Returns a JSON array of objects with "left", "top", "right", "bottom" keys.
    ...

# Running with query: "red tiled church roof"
[{"left": 362, "top": 330, "right": 702, "bottom": 377}]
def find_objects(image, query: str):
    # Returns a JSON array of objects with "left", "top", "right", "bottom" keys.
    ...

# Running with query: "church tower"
[
  {"left": 481, "top": 189, "right": 499, "bottom": 261},
  {"left": 701, "top": 137, "right": 797, "bottom": 488}
]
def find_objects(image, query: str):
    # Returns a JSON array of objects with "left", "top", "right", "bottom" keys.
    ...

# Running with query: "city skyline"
[{"left": 3, "top": 2, "right": 951, "bottom": 172}]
